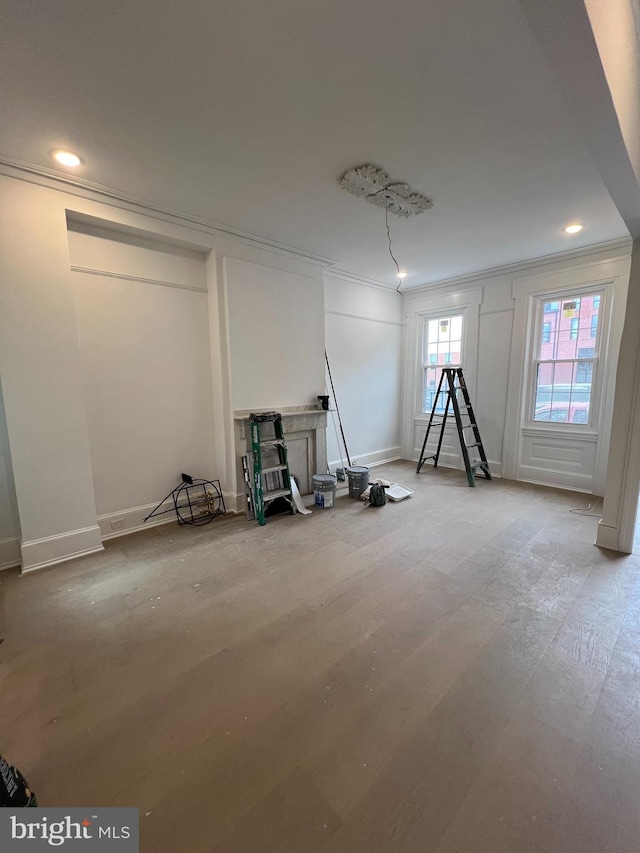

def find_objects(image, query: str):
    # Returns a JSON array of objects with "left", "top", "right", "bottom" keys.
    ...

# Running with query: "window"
[
  {"left": 570, "top": 318, "right": 579, "bottom": 340},
  {"left": 422, "top": 313, "right": 463, "bottom": 413},
  {"left": 576, "top": 347, "right": 595, "bottom": 383},
  {"left": 576, "top": 362, "right": 593, "bottom": 383},
  {"left": 532, "top": 291, "right": 602, "bottom": 424},
  {"left": 543, "top": 301, "right": 560, "bottom": 312}
]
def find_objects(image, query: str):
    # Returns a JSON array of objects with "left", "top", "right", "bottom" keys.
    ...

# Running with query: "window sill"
[{"left": 521, "top": 424, "right": 598, "bottom": 441}]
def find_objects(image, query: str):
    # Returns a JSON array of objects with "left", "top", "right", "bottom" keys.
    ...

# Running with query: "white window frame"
[
  {"left": 528, "top": 285, "right": 605, "bottom": 430},
  {"left": 420, "top": 310, "right": 466, "bottom": 415},
  {"left": 502, "top": 256, "right": 629, "bottom": 493},
  {"left": 402, "top": 286, "right": 481, "bottom": 461}
]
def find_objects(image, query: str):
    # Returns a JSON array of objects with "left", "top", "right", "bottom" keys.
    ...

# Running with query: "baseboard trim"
[
  {"left": 21, "top": 525, "right": 104, "bottom": 573},
  {"left": 595, "top": 520, "right": 627, "bottom": 553},
  {"left": 98, "top": 493, "right": 237, "bottom": 541},
  {"left": 516, "top": 465, "right": 593, "bottom": 493},
  {"left": 227, "top": 493, "right": 247, "bottom": 515},
  {"left": 328, "top": 447, "right": 402, "bottom": 472},
  {"left": 0, "top": 536, "right": 21, "bottom": 571},
  {"left": 410, "top": 451, "right": 503, "bottom": 479},
  {"left": 98, "top": 501, "right": 178, "bottom": 541}
]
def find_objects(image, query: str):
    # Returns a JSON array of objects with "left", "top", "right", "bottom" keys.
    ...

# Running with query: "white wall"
[
  {"left": 0, "top": 178, "right": 104, "bottom": 571},
  {"left": 0, "top": 176, "right": 224, "bottom": 569},
  {"left": 213, "top": 239, "right": 327, "bottom": 508},
  {"left": 324, "top": 274, "right": 403, "bottom": 470},
  {"left": 585, "top": 0, "right": 640, "bottom": 185},
  {"left": 224, "top": 255, "right": 325, "bottom": 412},
  {"left": 597, "top": 239, "right": 640, "bottom": 551},
  {"left": 68, "top": 219, "right": 208, "bottom": 287},
  {"left": 0, "top": 173, "right": 333, "bottom": 565},
  {"left": 68, "top": 227, "right": 216, "bottom": 537},
  {"left": 0, "top": 380, "right": 20, "bottom": 569},
  {"left": 402, "top": 242, "right": 631, "bottom": 492}
]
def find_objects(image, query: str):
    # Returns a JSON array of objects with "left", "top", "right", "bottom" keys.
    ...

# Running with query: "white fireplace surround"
[{"left": 234, "top": 406, "right": 328, "bottom": 508}]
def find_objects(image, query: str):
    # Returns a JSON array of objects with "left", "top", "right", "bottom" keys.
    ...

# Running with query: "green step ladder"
[
  {"left": 248, "top": 412, "right": 295, "bottom": 525},
  {"left": 416, "top": 367, "right": 491, "bottom": 487}
]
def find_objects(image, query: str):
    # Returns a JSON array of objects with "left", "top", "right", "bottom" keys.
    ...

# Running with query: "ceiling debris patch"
[{"left": 339, "top": 164, "right": 433, "bottom": 218}]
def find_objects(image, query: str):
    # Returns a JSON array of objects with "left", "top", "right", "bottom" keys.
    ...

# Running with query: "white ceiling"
[{"left": 0, "top": 0, "right": 629, "bottom": 287}]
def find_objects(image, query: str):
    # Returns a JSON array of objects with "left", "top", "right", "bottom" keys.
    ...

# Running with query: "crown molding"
[
  {"left": 324, "top": 267, "right": 397, "bottom": 293},
  {"left": 402, "top": 237, "right": 632, "bottom": 297},
  {"left": 2, "top": 156, "right": 631, "bottom": 292},
  {"left": 0, "top": 156, "right": 334, "bottom": 269}
]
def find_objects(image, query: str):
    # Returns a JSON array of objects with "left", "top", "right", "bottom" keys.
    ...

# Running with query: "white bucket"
[
  {"left": 313, "top": 474, "right": 337, "bottom": 508},
  {"left": 346, "top": 466, "right": 370, "bottom": 498}
]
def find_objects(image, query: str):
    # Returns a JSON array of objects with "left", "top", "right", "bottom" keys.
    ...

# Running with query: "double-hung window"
[
  {"left": 422, "top": 314, "right": 463, "bottom": 413},
  {"left": 532, "top": 292, "right": 602, "bottom": 425}
]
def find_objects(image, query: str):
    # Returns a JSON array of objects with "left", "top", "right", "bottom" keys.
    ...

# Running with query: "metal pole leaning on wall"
[
  {"left": 325, "top": 351, "right": 352, "bottom": 467},
  {"left": 330, "top": 409, "right": 346, "bottom": 476}
]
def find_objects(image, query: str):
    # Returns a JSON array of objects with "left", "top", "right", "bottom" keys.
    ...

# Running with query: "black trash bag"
[
  {"left": 0, "top": 755, "right": 38, "bottom": 807},
  {"left": 369, "top": 483, "right": 387, "bottom": 507}
]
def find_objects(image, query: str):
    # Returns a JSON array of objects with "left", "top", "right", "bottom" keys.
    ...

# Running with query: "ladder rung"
[
  {"left": 465, "top": 442, "right": 482, "bottom": 449},
  {"left": 262, "top": 464, "right": 288, "bottom": 475},
  {"left": 260, "top": 439, "right": 284, "bottom": 447},
  {"left": 263, "top": 488, "right": 292, "bottom": 500}
]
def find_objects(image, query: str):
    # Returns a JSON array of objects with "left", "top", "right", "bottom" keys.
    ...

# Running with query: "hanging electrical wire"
[{"left": 385, "top": 208, "right": 403, "bottom": 293}]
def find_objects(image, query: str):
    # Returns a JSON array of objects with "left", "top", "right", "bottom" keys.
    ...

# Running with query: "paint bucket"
[
  {"left": 313, "top": 474, "right": 337, "bottom": 509},
  {"left": 346, "top": 466, "right": 370, "bottom": 498}
]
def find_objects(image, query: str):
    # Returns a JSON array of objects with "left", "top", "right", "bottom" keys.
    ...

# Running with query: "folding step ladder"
[
  {"left": 416, "top": 367, "right": 491, "bottom": 487},
  {"left": 247, "top": 412, "right": 295, "bottom": 525}
]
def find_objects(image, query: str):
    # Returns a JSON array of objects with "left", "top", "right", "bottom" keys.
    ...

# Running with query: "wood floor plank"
[
  {"left": 519, "top": 646, "right": 606, "bottom": 743},
  {"left": 6, "top": 553, "right": 421, "bottom": 804},
  {"left": 435, "top": 711, "right": 582, "bottom": 853},
  {"left": 553, "top": 617, "right": 620, "bottom": 673},
  {"left": 210, "top": 768, "right": 342, "bottom": 853},
  {"left": 2, "top": 462, "right": 639, "bottom": 852},
  {"left": 305, "top": 600, "right": 506, "bottom": 817},
  {"left": 128, "top": 563, "right": 472, "bottom": 850},
  {"left": 552, "top": 577, "right": 640, "bottom": 853},
  {"left": 323, "top": 606, "right": 561, "bottom": 853}
]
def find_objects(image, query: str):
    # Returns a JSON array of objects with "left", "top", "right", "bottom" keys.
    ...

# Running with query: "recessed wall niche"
[{"left": 67, "top": 215, "right": 216, "bottom": 537}]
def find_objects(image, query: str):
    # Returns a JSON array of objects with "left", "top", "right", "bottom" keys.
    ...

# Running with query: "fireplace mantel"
[{"left": 233, "top": 406, "right": 328, "bottom": 501}]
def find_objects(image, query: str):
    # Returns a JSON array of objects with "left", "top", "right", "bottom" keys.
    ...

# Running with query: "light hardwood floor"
[{"left": 1, "top": 461, "right": 639, "bottom": 852}]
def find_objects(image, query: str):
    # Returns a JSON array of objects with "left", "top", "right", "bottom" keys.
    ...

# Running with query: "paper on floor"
[{"left": 291, "top": 479, "right": 312, "bottom": 515}]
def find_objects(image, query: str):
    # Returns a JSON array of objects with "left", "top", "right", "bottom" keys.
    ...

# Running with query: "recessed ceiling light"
[
  {"left": 52, "top": 150, "right": 81, "bottom": 167},
  {"left": 565, "top": 223, "right": 583, "bottom": 234},
  {"left": 397, "top": 272, "right": 407, "bottom": 279}
]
